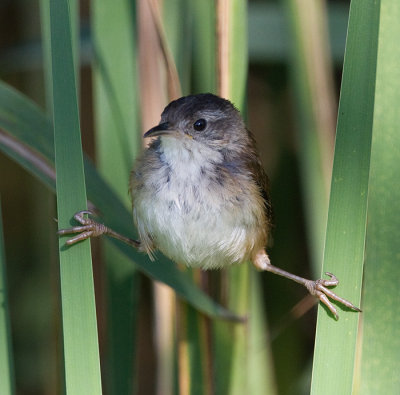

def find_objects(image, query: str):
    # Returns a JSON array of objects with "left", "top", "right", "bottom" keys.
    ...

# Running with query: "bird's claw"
[
  {"left": 306, "top": 272, "right": 361, "bottom": 320},
  {"left": 57, "top": 210, "right": 108, "bottom": 245}
]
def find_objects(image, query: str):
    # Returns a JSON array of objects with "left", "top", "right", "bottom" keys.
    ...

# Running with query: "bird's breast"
[{"left": 132, "top": 137, "right": 266, "bottom": 269}]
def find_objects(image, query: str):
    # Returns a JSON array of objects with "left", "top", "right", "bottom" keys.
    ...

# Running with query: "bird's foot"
[
  {"left": 57, "top": 210, "right": 108, "bottom": 245},
  {"left": 305, "top": 272, "right": 361, "bottom": 320},
  {"left": 252, "top": 251, "right": 361, "bottom": 320}
]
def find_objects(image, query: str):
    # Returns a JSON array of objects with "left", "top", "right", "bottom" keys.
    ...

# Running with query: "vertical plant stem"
[
  {"left": 359, "top": 0, "right": 400, "bottom": 393},
  {"left": 311, "top": 1, "right": 379, "bottom": 393},
  {"left": 50, "top": 0, "right": 102, "bottom": 393}
]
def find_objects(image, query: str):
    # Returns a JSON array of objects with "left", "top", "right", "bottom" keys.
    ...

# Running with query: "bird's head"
[{"left": 144, "top": 93, "right": 247, "bottom": 151}]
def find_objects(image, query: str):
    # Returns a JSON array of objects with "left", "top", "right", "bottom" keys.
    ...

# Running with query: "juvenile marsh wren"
[{"left": 59, "top": 93, "right": 360, "bottom": 319}]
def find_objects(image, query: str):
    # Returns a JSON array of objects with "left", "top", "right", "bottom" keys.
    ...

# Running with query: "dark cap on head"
[{"left": 161, "top": 93, "right": 238, "bottom": 119}]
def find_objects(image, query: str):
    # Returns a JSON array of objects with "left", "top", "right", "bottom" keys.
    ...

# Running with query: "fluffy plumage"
[{"left": 130, "top": 93, "right": 272, "bottom": 269}]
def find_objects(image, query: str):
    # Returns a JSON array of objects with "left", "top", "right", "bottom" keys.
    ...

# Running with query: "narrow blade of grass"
[
  {"left": 0, "top": 198, "right": 15, "bottom": 395},
  {"left": 40, "top": 0, "right": 79, "bottom": 109},
  {"left": 359, "top": 1, "right": 400, "bottom": 392},
  {"left": 0, "top": 82, "right": 237, "bottom": 321},
  {"left": 311, "top": 1, "right": 379, "bottom": 393},
  {"left": 49, "top": 0, "right": 102, "bottom": 392}
]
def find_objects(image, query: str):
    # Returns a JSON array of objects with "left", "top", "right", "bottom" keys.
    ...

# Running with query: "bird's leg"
[
  {"left": 253, "top": 250, "right": 361, "bottom": 320},
  {"left": 57, "top": 210, "right": 141, "bottom": 249}
]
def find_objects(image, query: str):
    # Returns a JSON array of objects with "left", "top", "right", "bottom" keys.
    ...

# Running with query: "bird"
[{"left": 58, "top": 93, "right": 361, "bottom": 319}]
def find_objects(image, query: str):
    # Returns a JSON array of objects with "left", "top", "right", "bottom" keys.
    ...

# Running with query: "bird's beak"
[{"left": 144, "top": 122, "right": 173, "bottom": 138}]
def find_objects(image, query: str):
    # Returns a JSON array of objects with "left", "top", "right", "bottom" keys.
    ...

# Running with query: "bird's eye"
[{"left": 193, "top": 119, "right": 207, "bottom": 131}]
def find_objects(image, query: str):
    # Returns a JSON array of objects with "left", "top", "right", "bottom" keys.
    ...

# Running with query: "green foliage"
[
  {"left": 1, "top": 0, "right": 399, "bottom": 393},
  {"left": 312, "top": 1, "right": 400, "bottom": 394},
  {"left": 359, "top": 0, "right": 400, "bottom": 392},
  {"left": 49, "top": 0, "right": 102, "bottom": 392}
]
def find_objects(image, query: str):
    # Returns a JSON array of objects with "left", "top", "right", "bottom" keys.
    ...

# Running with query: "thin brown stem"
[{"left": 148, "top": 0, "right": 182, "bottom": 101}]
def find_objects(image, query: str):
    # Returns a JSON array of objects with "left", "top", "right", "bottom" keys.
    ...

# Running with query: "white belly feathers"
[{"left": 133, "top": 136, "right": 258, "bottom": 269}]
